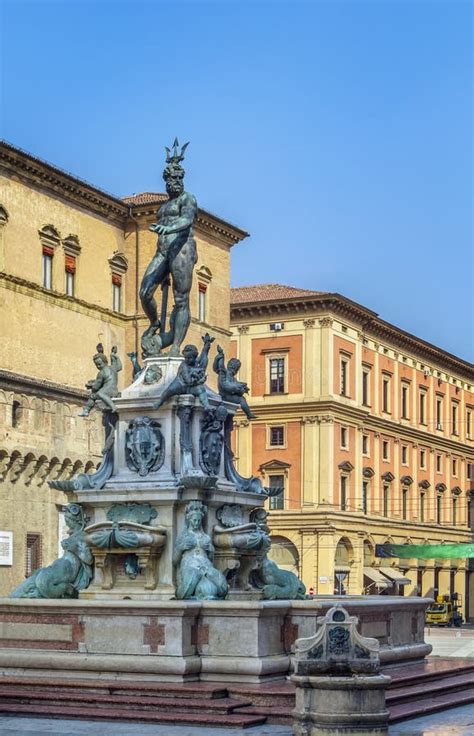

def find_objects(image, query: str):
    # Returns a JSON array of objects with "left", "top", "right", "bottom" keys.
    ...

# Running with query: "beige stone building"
[
  {"left": 230, "top": 284, "right": 474, "bottom": 620},
  {"left": 0, "top": 141, "right": 247, "bottom": 595}
]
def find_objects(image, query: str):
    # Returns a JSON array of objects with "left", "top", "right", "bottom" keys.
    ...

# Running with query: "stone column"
[
  {"left": 317, "top": 532, "right": 336, "bottom": 595},
  {"left": 319, "top": 318, "right": 334, "bottom": 399},
  {"left": 301, "top": 416, "right": 318, "bottom": 506},
  {"left": 318, "top": 416, "right": 334, "bottom": 507},
  {"left": 303, "top": 318, "right": 319, "bottom": 398}
]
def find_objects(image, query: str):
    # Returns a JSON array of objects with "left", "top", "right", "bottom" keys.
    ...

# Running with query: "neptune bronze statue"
[{"left": 140, "top": 139, "right": 198, "bottom": 358}]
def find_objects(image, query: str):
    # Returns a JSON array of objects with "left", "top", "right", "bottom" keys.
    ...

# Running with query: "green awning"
[{"left": 376, "top": 543, "right": 474, "bottom": 560}]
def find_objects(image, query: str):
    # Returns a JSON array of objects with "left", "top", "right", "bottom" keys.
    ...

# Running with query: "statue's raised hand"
[{"left": 202, "top": 333, "right": 215, "bottom": 347}]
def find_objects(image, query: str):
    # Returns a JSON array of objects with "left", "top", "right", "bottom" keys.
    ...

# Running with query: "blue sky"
[{"left": 1, "top": 0, "right": 472, "bottom": 361}]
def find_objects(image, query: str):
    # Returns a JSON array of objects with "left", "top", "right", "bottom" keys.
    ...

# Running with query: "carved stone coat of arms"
[{"left": 125, "top": 417, "right": 165, "bottom": 476}]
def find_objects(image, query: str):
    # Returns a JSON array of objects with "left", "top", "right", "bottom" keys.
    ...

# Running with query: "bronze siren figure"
[{"left": 139, "top": 139, "right": 198, "bottom": 358}]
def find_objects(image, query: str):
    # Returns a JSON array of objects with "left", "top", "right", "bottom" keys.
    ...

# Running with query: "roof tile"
[
  {"left": 122, "top": 192, "right": 168, "bottom": 206},
  {"left": 230, "top": 284, "right": 324, "bottom": 304}
]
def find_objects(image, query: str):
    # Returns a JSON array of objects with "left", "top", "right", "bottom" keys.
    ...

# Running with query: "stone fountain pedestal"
[
  {"left": 71, "top": 355, "right": 270, "bottom": 602},
  {"left": 1, "top": 356, "right": 433, "bottom": 684}
]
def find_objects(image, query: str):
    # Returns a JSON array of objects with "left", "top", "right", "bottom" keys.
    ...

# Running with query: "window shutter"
[
  {"left": 112, "top": 273, "right": 122, "bottom": 286},
  {"left": 42, "top": 245, "right": 54, "bottom": 257},
  {"left": 65, "top": 255, "right": 76, "bottom": 273}
]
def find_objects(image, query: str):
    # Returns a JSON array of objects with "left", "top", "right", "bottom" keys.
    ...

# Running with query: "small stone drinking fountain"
[{"left": 291, "top": 605, "right": 391, "bottom": 736}]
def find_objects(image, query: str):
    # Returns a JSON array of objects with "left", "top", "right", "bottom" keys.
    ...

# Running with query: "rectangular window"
[
  {"left": 340, "top": 358, "right": 348, "bottom": 396},
  {"left": 340, "top": 426, "right": 348, "bottom": 449},
  {"left": 25, "top": 533, "right": 42, "bottom": 577},
  {"left": 383, "top": 484, "right": 389, "bottom": 517},
  {"left": 401, "top": 445, "right": 408, "bottom": 464},
  {"left": 65, "top": 270, "right": 75, "bottom": 297},
  {"left": 269, "top": 475, "right": 284, "bottom": 510},
  {"left": 269, "top": 358, "right": 285, "bottom": 394},
  {"left": 340, "top": 476, "right": 347, "bottom": 511},
  {"left": 382, "top": 376, "right": 390, "bottom": 413},
  {"left": 402, "top": 489, "right": 408, "bottom": 520},
  {"left": 401, "top": 383, "right": 409, "bottom": 419},
  {"left": 419, "top": 390, "right": 426, "bottom": 425},
  {"left": 198, "top": 284, "right": 207, "bottom": 322},
  {"left": 468, "top": 463, "right": 473, "bottom": 480},
  {"left": 362, "top": 434, "right": 369, "bottom": 455},
  {"left": 452, "top": 402, "right": 458, "bottom": 435},
  {"left": 452, "top": 458, "right": 457, "bottom": 476},
  {"left": 467, "top": 410, "right": 472, "bottom": 439},
  {"left": 436, "top": 397, "right": 443, "bottom": 430},
  {"left": 420, "top": 449, "right": 426, "bottom": 469},
  {"left": 42, "top": 252, "right": 53, "bottom": 289},
  {"left": 420, "top": 493, "right": 425, "bottom": 522},
  {"left": 382, "top": 440, "right": 389, "bottom": 461},
  {"left": 453, "top": 498, "right": 457, "bottom": 526},
  {"left": 112, "top": 273, "right": 122, "bottom": 312},
  {"left": 436, "top": 454, "right": 442, "bottom": 473},
  {"left": 362, "top": 368, "right": 370, "bottom": 406},
  {"left": 270, "top": 425, "right": 284, "bottom": 446},
  {"left": 65, "top": 254, "right": 76, "bottom": 297},
  {"left": 362, "top": 480, "right": 368, "bottom": 514},
  {"left": 437, "top": 495, "right": 442, "bottom": 525}
]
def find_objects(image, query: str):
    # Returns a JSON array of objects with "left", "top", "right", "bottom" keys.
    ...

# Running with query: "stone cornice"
[
  {"left": 267, "top": 509, "right": 474, "bottom": 540},
  {"left": 1, "top": 141, "right": 249, "bottom": 247},
  {"left": 230, "top": 293, "right": 474, "bottom": 381},
  {"left": 1, "top": 140, "right": 127, "bottom": 225},
  {"left": 0, "top": 271, "right": 132, "bottom": 324},
  {"left": 0, "top": 369, "right": 88, "bottom": 403},
  {"left": 247, "top": 399, "right": 474, "bottom": 457}
]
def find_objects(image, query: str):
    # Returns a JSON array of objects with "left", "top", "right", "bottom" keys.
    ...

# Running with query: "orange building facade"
[{"left": 230, "top": 285, "right": 474, "bottom": 620}]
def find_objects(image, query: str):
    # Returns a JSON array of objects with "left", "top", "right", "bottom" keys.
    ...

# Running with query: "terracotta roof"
[
  {"left": 231, "top": 284, "right": 324, "bottom": 304},
  {"left": 122, "top": 192, "right": 168, "bottom": 206}
]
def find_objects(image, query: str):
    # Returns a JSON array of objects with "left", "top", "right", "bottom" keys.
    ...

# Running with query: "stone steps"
[
  {"left": 0, "top": 677, "right": 264, "bottom": 729},
  {"left": 1, "top": 659, "right": 474, "bottom": 728},
  {"left": 0, "top": 687, "right": 252, "bottom": 714},
  {"left": 0, "top": 675, "right": 229, "bottom": 699},
  {"left": 387, "top": 671, "right": 474, "bottom": 705},
  {"left": 0, "top": 702, "right": 267, "bottom": 728},
  {"left": 388, "top": 690, "right": 474, "bottom": 723}
]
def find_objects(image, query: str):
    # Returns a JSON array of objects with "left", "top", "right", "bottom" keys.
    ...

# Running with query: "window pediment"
[
  {"left": 401, "top": 475, "right": 414, "bottom": 486},
  {"left": 418, "top": 479, "right": 430, "bottom": 490},
  {"left": 39, "top": 225, "right": 60, "bottom": 248},
  {"left": 338, "top": 460, "right": 354, "bottom": 473},
  {"left": 435, "top": 482, "right": 447, "bottom": 493},
  {"left": 63, "top": 234, "right": 81, "bottom": 257},
  {"left": 109, "top": 251, "right": 128, "bottom": 274},
  {"left": 259, "top": 458, "right": 291, "bottom": 474},
  {"left": 362, "top": 466, "right": 374, "bottom": 479},
  {"left": 381, "top": 471, "right": 395, "bottom": 483}
]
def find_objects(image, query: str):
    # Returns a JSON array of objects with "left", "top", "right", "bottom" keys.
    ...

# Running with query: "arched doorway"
[
  {"left": 334, "top": 537, "right": 353, "bottom": 595},
  {"left": 268, "top": 535, "right": 299, "bottom": 575}
]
